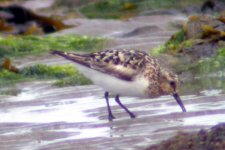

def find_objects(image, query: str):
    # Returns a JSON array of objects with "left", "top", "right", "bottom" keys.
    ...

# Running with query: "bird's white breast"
[{"left": 73, "top": 63, "right": 149, "bottom": 97}]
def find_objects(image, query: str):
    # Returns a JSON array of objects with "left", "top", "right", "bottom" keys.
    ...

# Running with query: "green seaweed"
[
  {"left": 22, "top": 64, "right": 76, "bottom": 79},
  {"left": 55, "top": 75, "right": 91, "bottom": 87},
  {"left": 0, "top": 64, "right": 92, "bottom": 88},
  {"left": 0, "top": 69, "right": 26, "bottom": 87},
  {"left": 151, "top": 30, "right": 186, "bottom": 55},
  {"left": 0, "top": 35, "right": 104, "bottom": 59},
  {"left": 181, "top": 39, "right": 194, "bottom": 48},
  {"left": 80, "top": 0, "right": 129, "bottom": 19},
  {"left": 190, "top": 53, "right": 225, "bottom": 75},
  {"left": 218, "top": 46, "right": 225, "bottom": 57},
  {"left": 151, "top": 28, "right": 225, "bottom": 76},
  {"left": 187, "top": 47, "right": 225, "bottom": 75},
  {"left": 150, "top": 45, "right": 166, "bottom": 56},
  {"left": 79, "top": 0, "right": 205, "bottom": 19},
  {"left": 0, "top": 34, "right": 104, "bottom": 90}
]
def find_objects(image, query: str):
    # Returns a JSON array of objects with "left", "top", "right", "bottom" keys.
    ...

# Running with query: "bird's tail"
[{"left": 50, "top": 50, "right": 90, "bottom": 67}]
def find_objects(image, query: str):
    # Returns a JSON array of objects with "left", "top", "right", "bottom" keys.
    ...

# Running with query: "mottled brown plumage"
[{"left": 51, "top": 49, "right": 186, "bottom": 121}]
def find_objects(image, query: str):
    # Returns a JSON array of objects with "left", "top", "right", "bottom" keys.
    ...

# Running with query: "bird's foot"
[
  {"left": 129, "top": 113, "right": 136, "bottom": 119},
  {"left": 108, "top": 114, "right": 115, "bottom": 121}
]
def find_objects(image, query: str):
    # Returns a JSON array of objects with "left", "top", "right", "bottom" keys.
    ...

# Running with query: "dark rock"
[
  {"left": 178, "top": 15, "right": 225, "bottom": 59},
  {"left": 146, "top": 123, "right": 225, "bottom": 150},
  {"left": 180, "top": 42, "right": 218, "bottom": 59},
  {"left": 118, "top": 25, "right": 161, "bottom": 38},
  {"left": 201, "top": 0, "right": 225, "bottom": 14},
  {"left": 185, "top": 15, "right": 224, "bottom": 39}
]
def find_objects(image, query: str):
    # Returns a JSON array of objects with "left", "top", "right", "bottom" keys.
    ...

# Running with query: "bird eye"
[
  {"left": 170, "top": 81, "right": 176, "bottom": 90},
  {"left": 170, "top": 81, "right": 175, "bottom": 86}
]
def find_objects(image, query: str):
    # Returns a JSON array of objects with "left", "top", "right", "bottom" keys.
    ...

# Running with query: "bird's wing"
[
  {"left": 90, "top": 61, "right": 139, "bottom": 81},
  {"left": 51, "top": 49, "right": 152, "bottom": 81},
  {"left": 88, "top": 49, "right": 147, "bottom": 81}
]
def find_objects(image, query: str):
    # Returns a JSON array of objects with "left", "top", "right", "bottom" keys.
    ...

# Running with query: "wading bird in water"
[{"left": 51, "top": 49, "right": 186, "bottom": 121}]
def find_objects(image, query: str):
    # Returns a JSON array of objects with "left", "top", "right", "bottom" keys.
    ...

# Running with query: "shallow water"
[{"left": 0, "top": 77, "right": 225, "bottom": 150}]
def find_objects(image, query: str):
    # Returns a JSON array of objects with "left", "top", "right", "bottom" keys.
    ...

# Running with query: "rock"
[
  {"left": 185, "top": 15, "right": 224, "bottom": 39},
  {"left": 201, "top": 0, "right": 225, "bottom": 14},
  {"left": 117, "top": 25, "right": 162, "bottom": 38},
  {"left": 0, "top": 4, "right": 74, "bottom": 34},
  {"left": 146, "top": 123, "right": 225, "bottom": 150},
  {"left": 179, "top": 15, "right": 225, "bottom": 59},
  {"left": 181, "top": 41, "right": 218, "bottom": 59}
]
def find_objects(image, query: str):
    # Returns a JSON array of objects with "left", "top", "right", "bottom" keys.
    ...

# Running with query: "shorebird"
[{"left": 51, "top": 49, "right": 186, "bottom": 121}]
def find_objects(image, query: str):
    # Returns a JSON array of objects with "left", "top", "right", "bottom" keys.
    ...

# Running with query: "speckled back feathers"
[{"left": 53, "top": 49, "right": 160, "bottom": 82}]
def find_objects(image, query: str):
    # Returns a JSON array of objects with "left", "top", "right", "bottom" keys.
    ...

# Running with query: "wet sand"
[{"left": 0, "top": 81, "right": 225, "bottom": 150}]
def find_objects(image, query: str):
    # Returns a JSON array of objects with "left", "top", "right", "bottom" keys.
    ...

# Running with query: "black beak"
[{"left": 172, "top": 93, "right": 186, "bottom": 112}]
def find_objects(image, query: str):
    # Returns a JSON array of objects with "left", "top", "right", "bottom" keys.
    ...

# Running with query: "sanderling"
[{"left": 51, "top": 49, "right": 186, "bottom": 121}]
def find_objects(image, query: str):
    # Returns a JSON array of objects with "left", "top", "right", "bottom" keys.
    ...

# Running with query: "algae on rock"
[{"left": 151, "top": 15, "right": 225, "bottom": 75}]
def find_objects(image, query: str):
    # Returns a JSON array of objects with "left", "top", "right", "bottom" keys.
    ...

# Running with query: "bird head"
[{"left": 159, "top": 69, "right": 186, "bottom": 112}]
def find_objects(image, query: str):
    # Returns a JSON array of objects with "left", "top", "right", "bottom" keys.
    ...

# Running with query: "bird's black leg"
[
  {"left": 115, "top": 95, "right": 136, "bottom": 118},
  {"left": 104, "top": 92, "right": 115, "bottom": 121}
]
